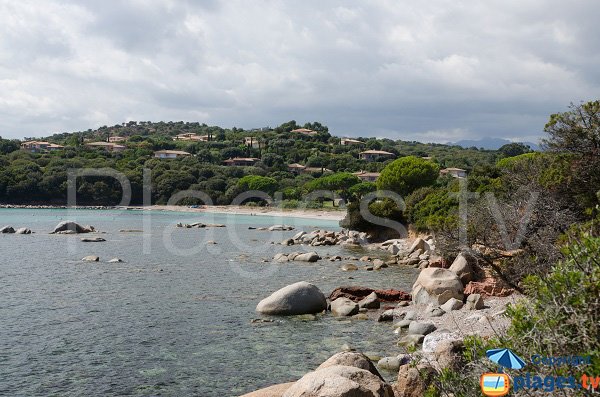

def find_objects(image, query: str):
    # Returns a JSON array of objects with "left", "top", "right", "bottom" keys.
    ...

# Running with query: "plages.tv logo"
[
  {"left": 480, "top": 348, "right": 525, "bottom": 396},
  {"left": 481, "top": 347, "right": 599, "bottom": 395}
]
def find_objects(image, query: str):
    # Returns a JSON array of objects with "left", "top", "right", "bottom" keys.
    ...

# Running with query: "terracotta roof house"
[
  {"left": 173, "top": 133, "right": 210, "bottom": 142},
  {"left": 154, "top": 150, "right": 191, "bottom": 159},
  {"left": 85, "top": 142, "right": 126, "bottom": 152},
  {"left": 20, "top": 141, "right": 64, "bottom": 153},
  {"left": 359, "top": 150, "right": 395, "bottom": 162},
  {"left": 287, "top": 163, "right": 306, "bottom": 173},
  {"left": 340, "top": 138, "right": 365, "bottom": 146},
  {"left": 440, "top": 168, "right": 467, "bottom": 178},
  {"left": 291, "top": 128, "right": 318, "bottom": 136},
  {"left": 223, "top": 157, "right": 259, "bottom": 166},
  {"left": 353, "top": 171, "right": 380, "bottom": 182}
]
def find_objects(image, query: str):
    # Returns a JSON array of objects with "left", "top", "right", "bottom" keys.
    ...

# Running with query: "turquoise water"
[{"left": 0, "top": 209, "right": 417, "bottom": 396}]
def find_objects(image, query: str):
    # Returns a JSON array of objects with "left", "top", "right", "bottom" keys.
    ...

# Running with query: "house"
[
  {"left": 287, "top": 163, "right": 306, "bottom": 174},
  {"left": 244, "top": 137, "right": 260, "bottom": 148},
  {"left": 20, "top": 141, "right": 57, "bottom": 153},
  {"left": 340, "top": 138, "right": 365, "bottom": 146},
  {"left": 353, "top": 171, "right": 380, "bottom": 182},
  {"left": 440, "top": 168, "right": 467, "bottom": 178},
  {"left": 108, "top": 136, "right": 127, "bottom": 143},
  {"left": 85, "top": 142, "right": 126, "bottom": 152},
  {"left": 154, "top": 150, "right": 191, "bottom": 159},
  {"left": 173, "top": 133, "right": 209, "bottom": 142},
  {"left": 301, "top": 167, "right": 333, "bottom": 175},
  {"left": 20, "top": 141, "right": 64, "bottom": 153},
  {"left": 359, "top": 150, "right": 395, "bottom": 162},
  {"left": 291, "top": 128, "right": 318, "bottom": 136},
  {"left": 223, "top": 157, "right": 259, "bottom": 166}
]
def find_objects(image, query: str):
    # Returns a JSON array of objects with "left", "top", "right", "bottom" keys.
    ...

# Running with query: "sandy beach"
[{"left": 146, "top": 205, "right": 346, "bottom": 221}]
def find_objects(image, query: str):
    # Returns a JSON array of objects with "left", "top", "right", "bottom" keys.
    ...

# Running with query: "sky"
[{"left": 0, "top": 1, "right": 598, "bottom": 143}]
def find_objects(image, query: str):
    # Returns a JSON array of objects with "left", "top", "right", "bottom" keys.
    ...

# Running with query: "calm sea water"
[{"left": 0, "top": 209, "right": 417, "bottom": 396}]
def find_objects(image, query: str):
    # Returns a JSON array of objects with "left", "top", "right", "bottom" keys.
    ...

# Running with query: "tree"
[
  {"left": 376, "top": 156, "right": 439, "bottom": 197},
  {"left": 237, "top": 175, "right": 279, "bottom": 195},
  {"left": 304, "top": 172, "right": 360, "bottom": 203},
  {"left": 498, "top": 142, "right": 532, "bottom": 158}
]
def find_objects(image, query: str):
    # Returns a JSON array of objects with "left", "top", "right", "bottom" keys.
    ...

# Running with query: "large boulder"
[
  {"left": 408, "top": 322, "right": 437, "bottom": 336},
  {"left": 465, "top": 293, "right": 485, "bottom": 310},
  {"left": 358, "top": 292, "right": 380, "bottom": 309},
  {"left": 317, "top": 351, "right": 384, "bottom": 380},
  {"left": 240, "top": 382, "right": 296, "bottom": 397},
  {"left": 393, "top": 364, "right": 436, "bottom": 397},
  {"left": 51, "top": 221, "right": 94, "bottom": 234},
  {"left": 448, "top": 253, "right": 474, "bottom": 284},
  {"left": 0, "top": 226, "right": 15, "bottom": 233},
  {"left": 331, "top": 297, "right": 360, "bottom": 317},
  {"left": 408, "top": 238, "right": 429, "bottom": 254},
  {"left": 412, "top": 268, "right": 463, "bottom": 305},
  {"left": 256, "top": 282, "right": 327, "bottom": 316},
  {"left": 283, "top": 365, "right": 393, "bottom": 397}
]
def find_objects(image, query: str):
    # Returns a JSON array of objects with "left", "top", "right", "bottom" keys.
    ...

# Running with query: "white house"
[
  {"left": 440, "top": 168, "right": 467, "bottom": 178},
  {"left": 154, "top": 150, "right": 191, "bottom": 159},
  {"left": 359, "top": 150, "right": 395, "bottom": 162}
]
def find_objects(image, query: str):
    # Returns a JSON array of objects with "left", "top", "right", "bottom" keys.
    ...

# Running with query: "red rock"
[
  {"left": 329, "top": 286, "right": 411, "bottom": 302},
  {"left": 464, "top": 279, "right": 514, "bottom": 297}
]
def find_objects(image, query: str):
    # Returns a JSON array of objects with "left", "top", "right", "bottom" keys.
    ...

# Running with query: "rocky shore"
[{"left": 247, "top": 233, "right": 520, "bottom": 396}]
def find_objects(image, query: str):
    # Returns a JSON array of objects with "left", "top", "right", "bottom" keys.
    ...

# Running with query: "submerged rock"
[
  {"left": 329, "top": 286, "right": 411, "bottom": 303},
  {"left": 331, "top": 297, "right": 359, "bottom": 317},
  {"left": 15, "top": 228, "right": 32, "bottom": 234},
  {"left": 81, "top": 237, "right": 106, "bottom": 242},
  {"left": 240, "top": 382, "right": 295, "bottom": 397},
  {"left": 256, "top": 281, "right": 327, "bottom": 316},
  {"left": 0, "top": 226, "right": 15, "bottom": 233},
  {"left": 82, "top": 256, "right": 100, "bottom": 262}
]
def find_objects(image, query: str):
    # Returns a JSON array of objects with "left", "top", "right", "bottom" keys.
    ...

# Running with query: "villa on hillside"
[
  {"left": 244, "top": 137, "right": 260, "bottom": 148},
  {"left": 290, "top": 128, "right": 318, "bottom": 136},
  {"left": 20, "top": 141, "right": 64, "bottom": 153},
  {"left": 108, "top": 136, "right": 127, "bottom": 143},
  {"left": 359, "top": 150, "right": 395, "bottom": 162},
  {"left": 301, "top": 167, "right": 333, "bottom": 175},
  {"left": 340, "top": 138, "right": 365, "bottom": 146},
  {"left": 85, "top": 142, "right": 126, "bottom": 152},
  {"left": 440, "top": 167, "right": 467, "bottom": 178},
  {"left": 154, "top": 150, "right": 191, "bottom": 159},
  {"left": 173, "top": 133, "right": 210, "bottom": 142},
  {"left": 353, "top": 171, "right": 380, "bottom": 182},
  {"left": 287, "top": 163, "right": 306, "bottom": 174},
  {"left": 223, "top": 157, "right": 259, "bottom": 166}
]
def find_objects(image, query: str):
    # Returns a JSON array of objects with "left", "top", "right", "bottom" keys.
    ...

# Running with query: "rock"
[
  {"left": 408, "top": 322, "right": 436, "bottom": 336},
  {"left": 340, "top": 263, "right": 358, "bottom": 272},
  {"left": 448, "top": 253, "right": 474, "bottom": 284},
  {"left": 317, "top": 351, "right": 386, "bottom": 380},
  {"left": 433, "top": 339, "right": 465, "bottom": 371},
  {"left": 393, "top": 319, "right": 412, "bottom": 330},
  {"left": 274, "top": 253, "right": 289, "bottom": 263},
  {"left": 359, "top": 256, "right": 371, "bottom": 262},
  {"left": 80, "top": 237, "right": 106, "bottom": 242},
  {"left": 269, "top": 224, "right": 294, "bottom": 231},
  {"left": 108, "top": 258, "right": 124, "bottom": 263},
  {"left": 82, "top": 256, "right": 99, "bottom": 262},
  {"left": 377, "top": 309, "right": 398, "bottom": 322},
  {"left": 282, "top": 238, "right": 294, "bottom": 246},
  {"left": 393, "top": 363, "right": 435, "bottom": 397},
  {"left": 120, "top": 229, "right": 143, "bottom": 233},
  {"left": 377, "top": 357, "right": 402, "bottom": 372},
  {"left": 51, "top": 221, "right": 94, "bottom": 234},
  {"left": 440, "top": 298, "right": 464, "bottom": 312},
  {"left": 418, "top": 260, "right": 429, "bottom": 269},
  {"left": 283, "top": 365, "right": 393, "bottom": 397},
  {"left": 465, "top": 293, "right": 484, "bottom": 310},
  {"left": 15, "top": 227, "right": 32, "bottom": 234},
  {"left": 422, "top": 332, "right": 460, "bottom": 353},
  {"left": 464, "top": 279, "right": 514, "bottom": 297},
  {"left": 331, "top": 297, "right": 360, "bottom": 317},
  {"left": 207, "top": 240, "right": 217, "bottom": 245},
  {"left": 409, "top": 249, "right": 423, "bottom": 259},
  {"left": 412, "top": 268, "right": 464, "bottom": 305},
  {"left": 403, "top": 310, "right": 417, "bottom": 321},
  {"left": 240, "top": 382, "right": 296, "bottom": 397},
  {"left": 398, "top": 334, "right": 424, "bottom": 348},
  {"left": 0, "top": 226, "right": 15, "bottom": 233},
  {"left": 292, "top": 231, "right": 306, "bottom": 240},
  {"left": 427, "top": 308, "right": 445, "bottom": 317},
  {"left": 256, "top": 281, "right": 327, "bottom": 316},
  {"left": 329, "top": 287, "right": 410, "bottom": 302},
  {"left": 408, "top": 238, "right": 429, "bottom": 254},
  {"left": 352, "top": 313, "right": 369, "bottom": 320},
  {"left": 358, "top": 292, "right": 380, "bottom": 309},
  {"left": 396, "top": 301, "right": 410, "bottom": 307},
  {"left": 294, "top": 252, "right": 320, "bottom": 262}
]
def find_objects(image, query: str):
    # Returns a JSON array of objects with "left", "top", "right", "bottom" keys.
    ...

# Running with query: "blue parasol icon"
[{"left": 486, "top": 348, "right": 526, "bottom": 370}]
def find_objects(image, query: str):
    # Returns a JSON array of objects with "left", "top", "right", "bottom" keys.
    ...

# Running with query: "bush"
[{"left": 377, "top": 156, "right": 439, "bottom": 197}]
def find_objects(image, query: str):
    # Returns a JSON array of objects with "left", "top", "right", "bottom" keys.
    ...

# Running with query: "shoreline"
[{"left": 0, "top": 204, "right": 346, "bottom": 222}]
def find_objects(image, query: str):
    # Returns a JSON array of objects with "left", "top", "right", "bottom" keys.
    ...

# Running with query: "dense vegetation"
[{"left": 0, "top": 120, "right": 508, "bottom": 206}]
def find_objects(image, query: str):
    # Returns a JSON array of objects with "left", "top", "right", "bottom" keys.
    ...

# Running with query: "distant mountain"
[{"left": 452, "top": 137, "right": 540, "bottom": 151}]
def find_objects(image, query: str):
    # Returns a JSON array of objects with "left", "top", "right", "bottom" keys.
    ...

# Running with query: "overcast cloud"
[{"left": 0, "top": 0, "right": 598, "bottom": 142}]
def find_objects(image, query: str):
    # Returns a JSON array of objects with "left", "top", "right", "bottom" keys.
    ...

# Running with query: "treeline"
[{"left": 0, "top": 120, "right": 527, "bottom": 206}]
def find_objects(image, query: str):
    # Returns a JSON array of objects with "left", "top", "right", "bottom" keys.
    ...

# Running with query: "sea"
[{"left": 0, "top": 209, "right": 417, "bottom": 396}]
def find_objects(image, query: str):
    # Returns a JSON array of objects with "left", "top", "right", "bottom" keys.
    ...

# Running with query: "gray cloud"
[{"left": 0, "top": 0, "right": 598, "bottom": 142}]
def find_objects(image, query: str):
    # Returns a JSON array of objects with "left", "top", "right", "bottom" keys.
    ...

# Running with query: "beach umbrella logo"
[{"left": 486, "top": 348, "right": 527, "bottom": 370}]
